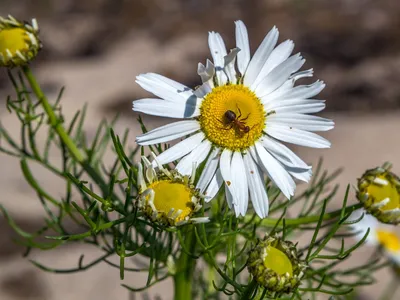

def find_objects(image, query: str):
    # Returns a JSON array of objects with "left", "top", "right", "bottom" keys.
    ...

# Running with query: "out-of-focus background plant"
[{"left": 1, "top": 0, "right": 400, "bottom": 299}]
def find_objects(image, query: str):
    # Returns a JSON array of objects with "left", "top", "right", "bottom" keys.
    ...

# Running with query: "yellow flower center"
[
  {"left": 367, "top": 175, "right": 400, "bottom": 211},
  {"left": 376, "top": 229, "right": 400, "bottom": 252},
  {"left": 147, "top": 180, "right": 194, "bottom": 222},
  {"left": 199, "top": 85, "right": 266, "bottom": 151},
  {"left": 0, "top": 28, "right": 30, "bottom": 59},
  {"left": 263, "top": 245, "right": 293, "bottom": 276}
]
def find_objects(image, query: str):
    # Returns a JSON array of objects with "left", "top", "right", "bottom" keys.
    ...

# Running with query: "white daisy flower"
[
  {"left": 349, "top": 209, "right": 400, "bottom": 265},
  {"left": 133, "top": 20, "right": 334, "bottom": 218}
]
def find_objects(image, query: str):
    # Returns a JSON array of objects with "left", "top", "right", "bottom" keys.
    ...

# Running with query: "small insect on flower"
[{"left": 219, "top": 105, "right": 252, "bottom": 135}]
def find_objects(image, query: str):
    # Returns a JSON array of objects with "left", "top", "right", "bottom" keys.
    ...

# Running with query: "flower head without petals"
[
  {"left": 247, "top": 235, "right": 307, "bottom": 294},
  {"left": 0, "top": 15, "right": 41, "bottom": 68},
  {"left": 137, "top": 154, "right": 208, "bottom": 227},
  {"left": 356, "top": 163, "right": 400, "bottom": 224},
  {"left": 133, "top": 20, "right": 334, "bottom": 218}
]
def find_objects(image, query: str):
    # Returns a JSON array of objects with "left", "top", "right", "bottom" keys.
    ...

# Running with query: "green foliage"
[{"left": 0, "top": 66, "right": 396, "bottom": 300}]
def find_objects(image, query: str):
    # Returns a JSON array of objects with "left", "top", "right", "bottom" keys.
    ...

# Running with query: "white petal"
[
  {"left": 208, "top": 32, "right": 228, "bottom": 85},
  {"left": 219, "top": 149, "right": 237, "bottom": 205},
  {"left": 197, "top": 148, "right": 221, "bottom": 193},
  {"left": 244, "top": 26, "right": 279, "bottom": 87},
  {"left": 264, "top": 69, "right": 315, "bottom": 103},
  {"left": 290, "top": 68, "right": 314, "bottom": 82},
  {"left": 260, "top": 136, "right": 312, "bottom": 182},
  {"left": 262, "top": 80, "right": 295, "bottom": 102},
  {"left": 348, "top": 209, "right": 378, "bottom": 245},
  {"left": 289, "top": 168, "right": 312, "bottom": 182},
  {"left": 224, "top": 48, "right": 240, "bottom": 83},
  {"left": 235, "top": 20, "right": 250, "bottom": 75},
  {"left": 194, "top": 82, "right": 212, "bottom": 98},
  {"left": 260, "top": 137, "right": 310, "bottom": 170},
  {"left": 137, "top": 162, "right": 147, "bottom": 192},
  {"left": 252, "top": 40, "right": 294, "bottom": 88},
  {"left": 267, "top": 113, "right": 334, "bottom": 132},
  {"left": 281, "top": 80, "right": 326, "bottom": 100},
  {"left": 267, "top": 124, "right": 331, "bottom": 148},
  {"left": 136, "top": 120, "right": 200, "bottom": 145},
  {"left": 198, "top": 60, "right": 215, "bottom": 84},
  {"left": 252, "top": 143, "right": 295, "bottom": 199},
  {"left": 143, "top": 73, "right": 190, "bottom": 92},
  {"left": 243, "top": 153, "right": 269, "bottom": 218},
  {"left": 265, "top": 99, "right": 326, "bottom": 114},
  {"left": 176, "top": 140, "right": 212, "bottom": 175},
  {"left": 231, "top": 152, "right": 249, "bottom": 216},
  {"left": 154, "top": 132, "right": 205, "bottom": 165},
  {"left": 254, "top": 54, "right": 305, "bottom": 97},
  {"left": 225, "top": 183, "right": 234, "bottom": 210},
  {"left": 132, "top": 98, "right": 199, "bottom": 119},
  {"left": 136, "top": 73, "right": 193, "bottom": 101},
  {"left": 266, "top": 79, "right": 324, "bottom": 103},
  {"left": 204, "top": 168, "right": 224, "bottom": 202},
  {"left": 142, "top": 156, "right": 157, "bottom": 183}
]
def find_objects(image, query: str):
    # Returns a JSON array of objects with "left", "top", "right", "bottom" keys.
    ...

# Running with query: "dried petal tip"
[
  {"left": 0, "top": 15, "right": 42, "bottom": 68},
  {"left": 247, "top": 235, "right": 307, "bottom": 295},
  {"left": 137, "top": 154, "right": 208, "bottom": 227},
  {"left": 357, "top": 163, "right": 400, "bottom": 224}
]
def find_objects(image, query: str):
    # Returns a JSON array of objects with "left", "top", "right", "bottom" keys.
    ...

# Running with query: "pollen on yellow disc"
[
  {"left": 367, "top": 175, "right": 400, "bottom": 211},
  {"left": 0, "top": 28, "right": 29, "bottom": 58},
  {"left": 147, "top": 180, "right": 193, "bottom": 222},
  {"left": 263, "top": 245, "right": 293, "bottom": 276},
  {"left": 376, "top": 229, "right": 400, "bottom": 252},
  {"left": 199, "top": 85, "right": 266, "bottom": 151}
]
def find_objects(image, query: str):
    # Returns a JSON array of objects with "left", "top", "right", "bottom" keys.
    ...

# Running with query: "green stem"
[
  {"left": 240, "top": 279, "right": 258, "bottom": 300},
  {"left": 244, "top": 203, "right": 363, "bottom": 227},
  {"left": 22, "top": 65, "right": 84, "bottom": 163},
  {"left": 174, "top": 226, "right": 196, "bottom": 300},
  {"left": 21, "top": 65, "right": 126, "bottom": 215}
]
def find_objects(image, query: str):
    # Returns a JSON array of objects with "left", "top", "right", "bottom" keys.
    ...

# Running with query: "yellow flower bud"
[
  {"left": 0, "top": 15, "right": 42, "bottom": 68},
  {"left": 357, "top": 163, "right": 400, "bottom": 224},
  {"left": 247, "top": 235, "right": 307, "bottom": 295}
]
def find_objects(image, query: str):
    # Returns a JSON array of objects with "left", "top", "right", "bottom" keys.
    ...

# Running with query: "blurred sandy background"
[{"left": 1, "top": 0, "right": 400, "bottom": 299}]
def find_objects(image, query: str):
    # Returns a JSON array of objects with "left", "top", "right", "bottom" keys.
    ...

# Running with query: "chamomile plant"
[{"left": 0, "top": 15, "right": 398, "bottom": 300}]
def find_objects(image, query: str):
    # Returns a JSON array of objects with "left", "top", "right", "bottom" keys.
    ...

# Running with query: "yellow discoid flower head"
[
  {"left": 357, "top": 163, "right": 400, "bottom": 224},
  {"left": 247, "top": 235, "right": 307, "bottom": 295},
  {"left": 137, "top": 154, "right": 208, "bottom": 227},
  {"left": 0, "top": 15, "right": 41, "bottom": 68},
  {"left": 199, "top": 84, "right": 266, "bottom": 151}
]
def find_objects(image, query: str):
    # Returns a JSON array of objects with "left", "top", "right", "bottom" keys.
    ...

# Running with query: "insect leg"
[{"left": 236, "top": 104, "right": 242, "bottom": 119}]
